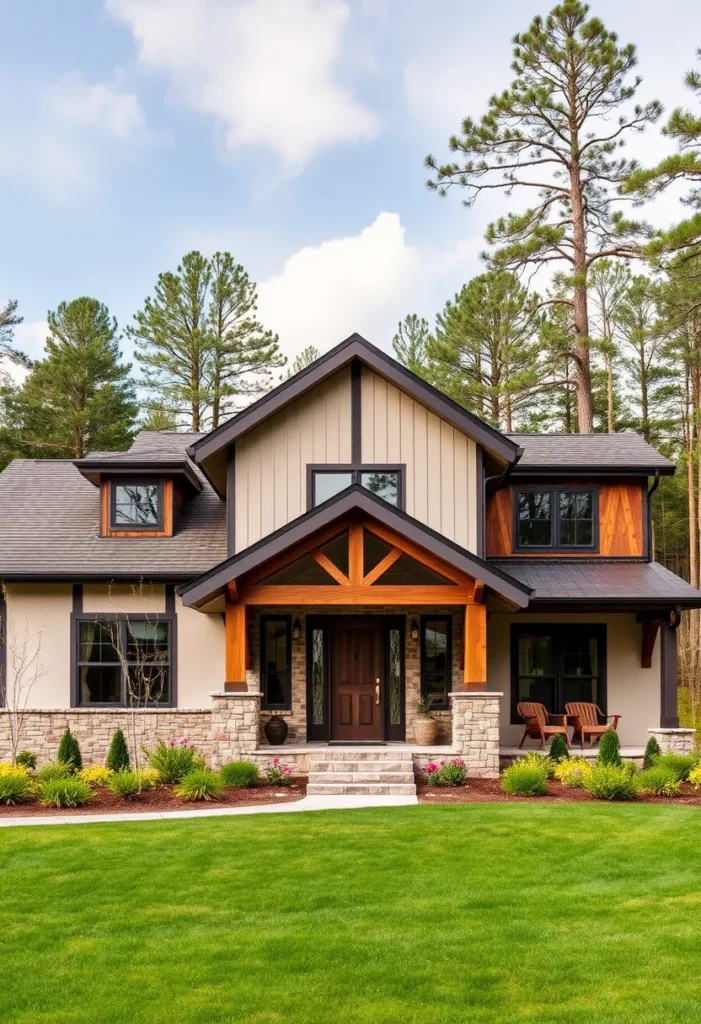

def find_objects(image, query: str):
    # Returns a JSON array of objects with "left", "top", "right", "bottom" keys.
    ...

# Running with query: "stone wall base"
[
  {"left": 648, "top": 727, "right": 697, "bottom": 754},
  {"left": 448, "top": 691, "right": 502, "bottom": 778}
]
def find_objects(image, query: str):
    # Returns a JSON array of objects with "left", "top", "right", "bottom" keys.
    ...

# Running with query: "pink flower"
[
  {"left": 426, "top": 763, "right": 438, "bottom": 773},
  {"left": 440, "top": 760, "right": 446, "bottom": 767},
  {"left": 272, "top": 757, "right": 280, "bottom": 765}
]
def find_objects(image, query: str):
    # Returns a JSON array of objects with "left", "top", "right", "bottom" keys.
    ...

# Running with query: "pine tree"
[
  {"left": 426, "top": 0, "right": 661, "bottom": 433},
  {"left": 106, "top": 728, "right": 130, "bottom": 772},
  {"left": 597, "top": 727, "right": 622, "bottom": 767},
  {"left": 0, "top": 299, "right": 30, "bottom": 387},
  {"left": 428, "top": 271, "right": 541, "bottom": 429},
  {"left": 588, "top": 260, "right": 631, "bottom": 432},
  {"left": 392, "top": 315, "right": 431, "bottom": 376},
  {"left": 141, "top": 402, "right": 178, "bottom": 432},
  {"left": 287, "top": 346, "right": 320, "bottom": 377},
  {"left": 57, "top": 728, "right": 82, "bottom": 772},
  {"left": 4, "top": 298, "right": 136, "bottom": 458}
]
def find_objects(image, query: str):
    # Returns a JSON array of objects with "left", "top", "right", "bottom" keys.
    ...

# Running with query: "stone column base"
[
  {"left": 210, "top": 691, "right": 261, "bottom": 768},
  {"left": 449, "top": 691, "right": 502, "bottom": 779},
  {"left": 647, "top": 727, "right": 696, "bottom": 754}
]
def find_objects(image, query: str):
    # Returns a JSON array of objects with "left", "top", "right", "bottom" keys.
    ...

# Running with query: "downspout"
[
  {"left": 482, "top": 446, "right": 523, "bottom": 558},
  {"left": 647, "top": 469, "right": 660, "bottom": 563}
]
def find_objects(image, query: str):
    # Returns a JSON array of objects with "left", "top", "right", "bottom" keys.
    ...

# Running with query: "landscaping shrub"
[
  {"left": 426, "top": 758, "right": 467, "bottom": 786},
  {"left": 107, "top": 770, "right": 155, "bottom": 799},
  {"left": 147, "top": 738, "right": 204, "bottom": 784},
  {"left": 500, "top": 758, "right": 549, "bottom": 796},
  {"left": 553, "top": 757, "right": 593, "bottom": 788},
  {"left": 38, "top": 777, "right": 93, "bottom": 808},
  {"left": 688, "top": 763, "right": 701, "bottom": 789},
  {"left": 0, "top": 768, "right": 34, "bottom": 804},
  {"left": 36, "top": 761, "right": 72, "bottom": 784},
  {"left": 520, "top": 751, "right": 556, "bottom": 776},
  {"left": 220, "top": 761, "right": 259, "bottom": 788},
  {"left": 264, "top": 757, "right": 294, "bottom": 785},
  {"left": 176, "top": 769, "right": 223, "bottom": 802},
  {"left": 16, "top": 750, "right": 37, "bottom": 770},
  {"left": 0, "top": 761, "right": 29, "bottom": 777},
  {"left": 57, "top": 728, "right": 83, "bottom": 772},
  {"left": 548, "top": 734, "right": 569, "bottom": 763},
  {"left": 653, "top": 751, "right": 699, "bottom": 782},
  {"left": 635, "top": 765, "right": 681, "bottom": 797},
  {"left": 643, "top": 735, "right": 662, "bottom": 769},
  {"left": 106, "top": 729, "right": 130, "bottom": 772},
  {"left": 597, "top": 727, "right": 622, "bottom": 767},
  {"left": 78, "top": 766, "right": 113, "bottom": 787},
  {"left": 584, "top": 764, "right": 636, "bottom": 801}
]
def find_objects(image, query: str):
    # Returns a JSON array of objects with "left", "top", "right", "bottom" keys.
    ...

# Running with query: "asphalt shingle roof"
[
  {"left": 0, "top": 432, "right": 227, "bottom": 579},
  {"left": 492, "top": 560, "right": 701, "bottom": 604},
  {"left": 507, "top": 432, "right": 674, "bottom": 473}
]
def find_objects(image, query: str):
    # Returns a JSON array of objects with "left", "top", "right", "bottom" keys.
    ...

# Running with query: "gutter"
[
  {"left": 482, "top": 448, "right": 522, "bottom": 558},
  {"left": 647, "top": 469, "right": 660, "bottom": 562}
]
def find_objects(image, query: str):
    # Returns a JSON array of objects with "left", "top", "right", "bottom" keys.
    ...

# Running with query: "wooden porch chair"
[
  {"left": 517, "top": 702, "right": 569, "bottom": 749},
  {"left": 565, "top": 702, "right": 620, "bottom": 749}
]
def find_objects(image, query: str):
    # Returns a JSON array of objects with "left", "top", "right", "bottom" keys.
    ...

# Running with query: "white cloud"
[
  {"left": 107, "top": 0, "right": 379, "bottom": 172},
  {"left": 0, "top": 73, "right": 146, "bottom": 201},
  {"left": 0, "top": 320, "right": 48, "bottom": 385}
]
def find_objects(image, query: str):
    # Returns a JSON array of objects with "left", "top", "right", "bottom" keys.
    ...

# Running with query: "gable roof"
[
  {"left": 178, "top": 483, "right": 532, "bottom": 609},
  {"left": 190, "top": 334, "right": 522, "bottom": 490},
  {"left": 508, "top": 432, "right": 674, "bottom": 475}
]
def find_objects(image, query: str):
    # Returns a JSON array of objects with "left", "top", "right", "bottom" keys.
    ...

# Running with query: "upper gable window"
[
  {"left": 310, "top": 467, "right": 402, "bottom": 509},
  {"left": 515, "top": 488, "right": 597, "bottom": 550},
  {"left": 111, "top": 480, "right": 164, "bottom": 530}
]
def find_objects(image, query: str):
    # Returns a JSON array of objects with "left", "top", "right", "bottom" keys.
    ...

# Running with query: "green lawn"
[{"left": 1, "top": 805, "right": 701, "bottom": 1023}]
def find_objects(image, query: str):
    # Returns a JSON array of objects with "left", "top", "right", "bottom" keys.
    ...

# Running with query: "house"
[{"left": 0, "top": 334, "right": 698, "bottom": 790}]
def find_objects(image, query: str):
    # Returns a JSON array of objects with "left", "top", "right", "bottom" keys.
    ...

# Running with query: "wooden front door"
[{"left": 330, "top": 619, "right": 383, "bottom": 741}]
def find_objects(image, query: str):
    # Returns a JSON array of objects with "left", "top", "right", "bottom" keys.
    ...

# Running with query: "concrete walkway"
[{"left": 0, "top": 792, "right": 418, "bottom": 828}]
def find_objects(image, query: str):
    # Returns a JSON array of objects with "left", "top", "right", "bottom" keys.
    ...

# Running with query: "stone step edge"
[
  {"left": 307, "top": 783, "right": 417, "bottom": 796},
  {"left": 308, "top": 772, "right": 415, "bottom": 784}
]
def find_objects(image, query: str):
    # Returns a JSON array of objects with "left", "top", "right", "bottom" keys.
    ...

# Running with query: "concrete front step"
[
  {"left": 310, "top": 750, "right": 415, "bottom": 761},
  {"left": 307, "top": 782, "right": 417, "bottom": 796},
  {"left": 308, "top": 770, "right": 415, "bottom": 785},
  {"left": 310, "top": 760, "right": 413, "bottom": 773}
]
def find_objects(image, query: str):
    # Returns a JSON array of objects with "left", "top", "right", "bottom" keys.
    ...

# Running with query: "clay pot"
[
  {"left": 264, "top": 715, "right": 289, "bottom": 745},
  {"left": 414, "top": 716, "right": 439, "bottom": 746}
]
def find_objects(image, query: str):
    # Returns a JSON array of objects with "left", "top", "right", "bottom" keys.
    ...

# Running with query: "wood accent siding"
[
  {"left": 234, "top": 368, "right": 352, "bottom": 551},
  {"left": 360, "top": 367, "right": 478, "bottom": 549},
  {"left": 100, "top": 478, "right": 174, "bottom": 538},
  {"left": 486, "top": 481, "right": 644, "bottom": 557}
]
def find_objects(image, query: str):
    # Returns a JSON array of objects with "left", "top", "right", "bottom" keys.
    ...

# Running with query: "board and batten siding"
[
  {"left": 360, "top": 367, "right": 478, "bottom": 550},
  {"left": 234, "top": 368, "right": 353, "bottom": 550}
]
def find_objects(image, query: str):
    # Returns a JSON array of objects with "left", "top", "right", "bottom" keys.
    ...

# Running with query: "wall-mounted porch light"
[
  {"left": 410, "top": 618, "right": 419, "bottom": 642},
  {"left": 292, "top": 618, "right": 302, "bottom": 641}
]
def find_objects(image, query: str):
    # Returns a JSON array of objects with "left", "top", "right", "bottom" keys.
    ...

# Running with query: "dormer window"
[
  {"left": 515, "top": 487, "right": 597, "bottom": 551},
  {"left": 111, "top": 480, "right": 164, "bottom": 531}
]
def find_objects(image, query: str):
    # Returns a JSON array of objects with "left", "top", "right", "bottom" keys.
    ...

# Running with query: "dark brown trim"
[
  {"left": 109, "top": 478, "right": 166, "bottom": 532},
  {"left": 190, "top": 334, "right": 520, "bottom": 465},
  {"left": 75, "top": 458, "right": 202, "bottom": 492},
  {"left": 420, "top": 613, "right": 452, "bottom": 710},
  {"left": 72, "top": 583, "right": 83, "bottom": 615},
  {"left": 165, "top": 583, "right": 175, "bottom": 615},
  {"left": 227, "top": 444, "right": 236, "bottom": 558},
  {"left": 645, "top": 471, "right": 659, "bottom": 563},
  {"left": 260, "top": 614, "right": 292, "bottom": 711},
  {"left": 306, "top": 464, "right": 406, "bottom": 511},
  {"left": 351, "top": 358, "right": 362, "bottom": 463},
  {"left": 0, "top": 588, "right": 6, "bottom": 709},
  {"left": 510, "top": 466, "right": 674, "bottom": 478},
  {"left": 660, "top": 616, "right": 680, "bottom": 727},
  {"left": 476, "top": 444, "right": 484, "bottom": 558}
]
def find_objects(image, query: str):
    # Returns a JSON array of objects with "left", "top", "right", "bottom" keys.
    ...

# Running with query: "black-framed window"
[
  {"left": 260, "top": 616, "right": 292, "bottom": 710},
  {"left": 309, "top": 466, "right": 403, "bottom": 509},
  {"left": 420, "top": 615, "right": 452, "bottom": 710},
  {"left": 514, "top": 487, "right": 597, "bottom": 550},
  {"left": 111, "top": 480, "right": 164, "bottom": 530},
  {"left": 510, "top": 624, "right": 606, "bottom": 722},
  {"left": 76, "top": 617, "right": 171, "bottom": 706}
]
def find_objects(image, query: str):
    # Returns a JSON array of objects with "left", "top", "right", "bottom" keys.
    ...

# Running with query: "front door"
[{"left": 330, "top": 619, "right": 383, "bottom": 741}]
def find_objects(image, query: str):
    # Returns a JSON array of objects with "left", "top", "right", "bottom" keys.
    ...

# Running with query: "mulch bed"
[
  {"left": 417, "top": 778, "right": 701, "bottom": 805},
  {"left": 0, "top": 780, "right": 308, "bottom": 817}
]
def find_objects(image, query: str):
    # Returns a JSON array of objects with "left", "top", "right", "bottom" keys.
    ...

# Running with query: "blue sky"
[{"left": 1, "top": 0, "right": 697, "bottom": 374}]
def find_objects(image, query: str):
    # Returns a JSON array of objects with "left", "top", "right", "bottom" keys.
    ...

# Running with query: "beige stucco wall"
[
  {"left": 82, "top": 583, "right": 166, "bottom": 615},
  {"left": 489, "top": 613, "right": 660, "bottom": 748},
  {"left": 234, "top": 367, "right": 353, "bottom": 550},
  {"left": 361, "top": 367, "right": 478, "bottom": 550},
  {"left": 3, "top": 584, "right": 72, "bottom": 708},
  {"left": 175, "top": 598, "right": 225, "bottom": 707}
]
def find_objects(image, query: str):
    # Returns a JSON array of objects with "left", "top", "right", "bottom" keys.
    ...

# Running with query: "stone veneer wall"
[
  {"left": 251, "top": 606, "right": 463, "bottom": 745},
  {"left": 647, "top": 727, "right": 696, "bottom": 753},
  {"left": 448, "top": 691, "right": 501, "bottom": 778}
]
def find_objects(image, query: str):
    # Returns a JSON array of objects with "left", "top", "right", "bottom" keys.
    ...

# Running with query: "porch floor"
[{"left": 500, "top": 745, "right": 645, "bottom": 759}]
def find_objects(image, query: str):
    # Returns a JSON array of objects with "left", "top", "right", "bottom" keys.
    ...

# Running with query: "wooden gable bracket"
[{"left": 639, "top": 616, "right": 661, "bottom": 669}]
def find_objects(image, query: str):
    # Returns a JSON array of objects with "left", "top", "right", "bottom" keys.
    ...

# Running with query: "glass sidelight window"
[
  {"left": 260, "top": 616, "right": 292, "bottom": 710},
  {"left": 511, "top": 624, "right": 605, "bottom": 722}
]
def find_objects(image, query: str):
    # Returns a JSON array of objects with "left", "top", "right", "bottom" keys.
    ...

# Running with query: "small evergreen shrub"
[
  {"left": 38, "top": 777, "right": 93, "bottom": 808},
  {"left": 106, "top": 729, "right": 130, "bottom": 772},
  {"left": 220, "top": 761, "right": 259, "bottom": 788},
  {"left": 57, "top": 728, "right": 82, "bottom": 772},
  {"left": 107, "top": 770, "right": 155, "bottom": 799},
  {"left": 548, "top": 734, "right": 570, "bottom": 763},
  {"left": 597, "top": 727, "right": 622, "bottom": 768},
  {"left": 553, "top": 757, "right": 593, "bottom": 788},
  {"left": 16, "top": 750, "right": 37, "bottom": 770},
  {"left": 426, "top": 758, "right": 467, "bottom": 786},
  {"left": 176, "top": 769, "right": 223, "bottom": 802},
  {"left": 78, "top": 766, "right": 113, "bottom": 787},
  {"left": 0, "top": 768, "right": 34, "bottom": 804},
  {"left": 264, "top": 757, "right": 294, "bottom": 785},
  {"left": 147, "top": 738, "right": 204, "bottom": 784},
  {"left": 643, "top": 735, "right": 662, "bottom": 769},
  {"left": 500, "top": 758, "right": 549, "bottom": 796},
  {"left": 36, "top": 761, "right": 72, "bottom": 784},
  {"left": 635, "top": 765, "right": 681, "bottom": 797},
  {"left": 584, "top": 764, "right": 636, "bottom": 801},
  {"left": 653, "top": 752, "right": 700, "bottom": 782}
]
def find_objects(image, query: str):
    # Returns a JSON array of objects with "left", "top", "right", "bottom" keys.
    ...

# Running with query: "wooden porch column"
[
  {"left": 225, "top": 595, "right": 247, "bottom": 692},
  {"left": 463, "top": 601, "right": 487, "bottom": 692},
  {"left": 660, "top": 617, "right": 680, "bottom": 728}
]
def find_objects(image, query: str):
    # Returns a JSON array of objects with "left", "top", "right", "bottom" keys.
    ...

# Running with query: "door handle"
[{"left": 375, "top": 678, "right": 380, "bottom": 705}]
